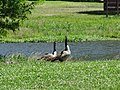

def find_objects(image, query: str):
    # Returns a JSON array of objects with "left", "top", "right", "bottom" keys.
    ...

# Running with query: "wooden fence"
[{"left": 104, "top": 0, "right": 120, "bottom": 17}]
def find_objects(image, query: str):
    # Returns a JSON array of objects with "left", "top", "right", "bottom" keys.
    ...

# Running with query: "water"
[{"left": 0, "top": 40, "right": 120, "bottom": 60}]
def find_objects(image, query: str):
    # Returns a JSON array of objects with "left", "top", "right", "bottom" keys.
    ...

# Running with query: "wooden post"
[
  {"left": 106, "top": 0, "right": 108, "bottom": 17},
  {"left": 116, "top": 0, "right": 119, "bottom": 15},
  {"left": 104, "top": 0, "right": 120, "bottom": 17}
]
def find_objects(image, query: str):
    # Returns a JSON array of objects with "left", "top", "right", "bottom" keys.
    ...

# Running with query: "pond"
[{"left": 0, "top": 40, "right": 120, "bottom": 60}]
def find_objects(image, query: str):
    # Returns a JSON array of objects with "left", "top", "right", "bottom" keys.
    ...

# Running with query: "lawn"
[
  {"left": 0, "top": 1, "right": 120, "bottom": 89},
  {"left": 1, "top": 1, "right": 120, "bottom": 42},
  {"left": 0, "top": 56, "right": 120, "bottom": 90}
]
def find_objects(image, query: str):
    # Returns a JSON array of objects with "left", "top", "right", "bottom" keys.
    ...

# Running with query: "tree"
[{"left": 0, "top": 0, "right": 34, "bottom": 36}]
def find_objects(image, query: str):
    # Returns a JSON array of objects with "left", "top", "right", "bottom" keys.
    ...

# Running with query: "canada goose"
[
  {"left": 41, "top": 42, "right": 57, "bottom": 61},
  {"left": 52, "top": 36, "right": 71, "bottom": 62}
]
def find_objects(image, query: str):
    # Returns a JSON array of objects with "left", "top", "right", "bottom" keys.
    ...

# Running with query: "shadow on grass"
[{"left": 77, "top": 10, "right": 117, "bottom": 15}]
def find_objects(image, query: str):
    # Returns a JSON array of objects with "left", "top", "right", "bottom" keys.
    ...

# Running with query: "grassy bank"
[
  {"left": 1, "top": 1, "right": 120, "bottom": 42},
  {"left": 0, "top": 56, "right": 120, "bottom": 89}
]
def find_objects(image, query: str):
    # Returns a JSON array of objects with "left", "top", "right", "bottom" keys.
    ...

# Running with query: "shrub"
[{"left": 0, "top": 0, "right": 34, "bottom": 36}]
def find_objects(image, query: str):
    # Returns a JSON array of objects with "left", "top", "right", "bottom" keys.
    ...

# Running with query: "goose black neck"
[
  {"left": 65, "top": 36, "right": 68, "bottom": 50},
  {"left": 52, "top": 42, "right": 56, "bottom": 54}
]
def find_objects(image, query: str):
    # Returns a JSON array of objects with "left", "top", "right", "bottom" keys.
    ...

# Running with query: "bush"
[{"left": 0, "top": 0, "right": 34, "bottom": 36}]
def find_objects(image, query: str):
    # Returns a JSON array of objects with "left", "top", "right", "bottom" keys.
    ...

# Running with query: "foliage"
[{"left": 0, "top": 0, "right": 34, "bottom": 36}]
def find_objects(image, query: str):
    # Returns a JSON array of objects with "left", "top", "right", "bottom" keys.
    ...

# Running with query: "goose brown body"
[{"left": 41, "top": 42, "right": 57, "bottom": 61}]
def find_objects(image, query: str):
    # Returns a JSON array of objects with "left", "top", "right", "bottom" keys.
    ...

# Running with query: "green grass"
[
  {"left": 1, "top": 1, "right": 120, "bottom": 42},
  {"left": 0, "top": 56, "right": 120, "bottom": 90}
]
